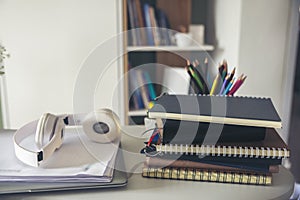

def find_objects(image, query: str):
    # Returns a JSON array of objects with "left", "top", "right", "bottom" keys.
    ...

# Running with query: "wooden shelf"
[{"left": 127, "top": 45, "right": 214, "bottom": 52}]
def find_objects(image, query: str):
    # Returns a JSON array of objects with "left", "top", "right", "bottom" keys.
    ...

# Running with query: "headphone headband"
[{"left": 13, "top": 109, "right": 121, "bottom": 167}]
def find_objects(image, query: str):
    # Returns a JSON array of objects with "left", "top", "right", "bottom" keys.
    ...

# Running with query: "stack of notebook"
[{"left": 142, "top": 94, "right": 290, "bottom": 185}]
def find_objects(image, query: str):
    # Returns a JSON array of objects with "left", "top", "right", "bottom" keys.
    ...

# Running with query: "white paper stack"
[{"left": 0, "top": 127, "right": 120, "bottom": 183}]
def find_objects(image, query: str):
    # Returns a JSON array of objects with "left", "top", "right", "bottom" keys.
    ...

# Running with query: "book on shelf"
[
  {"left": 143, "top": 71, "right": 157, "bottom": 101},
  {"left": 143, "top": 3, "right": 155, "bottom": 46},
  {"left": 149, "top": 6, "right": 160, "bottom": 46},
  {"left": 136, "top": 70, "right": 151, "bottom": 108},
  {"left": 133, "top": 0, "right": 147, "bottom": 45},
  {"left": 129, "top": 69, "right": 144, "bottom": 109},
  {"left": 142, "top": 166, "right": 272, "bottom": 185},
  {"left": 129, "top": 69, "right": 156, "bottom": 110},
  {"left": 127, "top": 0, "right": 173, "bottom": 46},
  {"left": 148, "top": 94, "right": 282, "bottom": 143},
  {"left": 156, "top": 8, "right": 172, "bottom": 46},
  {"left": 127, "top": 0, "right": 139, "bottom": 46},
  {"left": 131, "top": 0, "right": 142, "bottom": 46}
]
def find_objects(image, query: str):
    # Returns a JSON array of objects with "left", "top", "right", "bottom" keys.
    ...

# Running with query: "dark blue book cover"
[{"left": 143, "top": 3, "right": 155, "bottom": 46}]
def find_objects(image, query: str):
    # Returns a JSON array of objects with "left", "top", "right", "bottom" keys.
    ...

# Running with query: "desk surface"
[{"left": 1, "top": 126, "right": 295, "bottom": 200}]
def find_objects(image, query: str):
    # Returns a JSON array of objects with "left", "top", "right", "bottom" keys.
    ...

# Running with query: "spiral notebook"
[
  {"left": 142, "top": 166, "right": 272, "bottom": 185},
  {"left": 149, "top": 128, "right": 289, "bottom": 159}
]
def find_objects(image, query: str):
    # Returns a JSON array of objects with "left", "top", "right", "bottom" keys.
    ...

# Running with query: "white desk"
[{"left": 1, "top": 126, "right": 295, "bottom": 200}]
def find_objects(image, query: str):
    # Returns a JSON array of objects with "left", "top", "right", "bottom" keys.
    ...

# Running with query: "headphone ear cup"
[
  {"left": 35, "top": 113, "right": 65, "bottom": 149},
  {"left": 82, "top": 109, "right": 121, "bottom": 143},
  {"left": 35, "top": 113, "right": 53, "bottom": 148}
]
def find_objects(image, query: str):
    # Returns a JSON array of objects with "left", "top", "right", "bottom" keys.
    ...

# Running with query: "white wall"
[
  {"left": 237, "top": 0, "right": 290, "bottom": 114},
  {"left": 213, "top": 0, "right": 292, "bottom": 140},
  {"left": 0, "top": 0, "right": 122, "bottom": 129},
  {"left": 213, "top": 0, "right": 242, "bottom": 69},
  {"left": 213, "top": 0, "right": 290, "bottom": 111},
  {"left": 281, "top": 0, "right": 300, "bottom": 142},
  {"left": 237, "top": 0, "right": 291, "bottom": 140}
]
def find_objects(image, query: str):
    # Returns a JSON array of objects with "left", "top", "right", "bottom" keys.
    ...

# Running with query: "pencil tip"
[{"left": 204, "top": 57, "right": 208, "bottom": 63}]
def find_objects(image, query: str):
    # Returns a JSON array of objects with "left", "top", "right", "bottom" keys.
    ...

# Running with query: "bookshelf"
[{"left": 123, "top": 0, "right": 214, "bottom": 124}]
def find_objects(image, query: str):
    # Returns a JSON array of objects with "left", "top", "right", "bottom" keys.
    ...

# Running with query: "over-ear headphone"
[{"left": 13, "top": 108, "right": 121, "bottom": 167}]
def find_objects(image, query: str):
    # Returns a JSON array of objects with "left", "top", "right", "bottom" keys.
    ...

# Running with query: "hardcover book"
[{"left": 148, "top": 94, "right": 282, "bottom": 143}]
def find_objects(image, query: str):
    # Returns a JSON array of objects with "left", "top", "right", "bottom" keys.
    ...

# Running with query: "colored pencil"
[
  {"left": 219, "top": 74, "right": 230, "bottom": 95},
  {"left": 223, "top": 77, "right": 235, "bottom": 95},
  {"left": 218, "top": 63, "right": 224, "bottom": 77},
  {"left": 210, "top": 73, "right": 220, "bottom": 95},
  {"left": 228, "top": 75, "right": 247, "bottom": 95},
  {"left": 228, "top": 74, "right": 243, "bottom": 95},
  {"left": 221, "top": 60, "right": 228, "bottom": 81},
  {"left": 186, "top": 66, "right": 202, "bottom": 94},
  {"left": 192, "top": 61, "right": 209, "bottom": 94},
  {"left": 186, "top": 65, "right": 205, "bottom": 94},
  {"left": 226, "top": 67, "right": 236, "bottom": 89},
  {"left": 204, "top": 58, "right": 211, "bottom": 88}
]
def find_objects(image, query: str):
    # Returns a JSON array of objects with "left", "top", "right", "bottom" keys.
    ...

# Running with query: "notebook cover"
[
  {"left": 148, "top": 94, "right": 282, "bottom": 128},
  {"left": 142, "top": 166, "right": 272, "bottom": 185},
  {"left": 145, "top": 157, "right": 279, "bottom": 173},
  {"left": 162, "top": 119, "right": 266, "bottom": 144}
]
